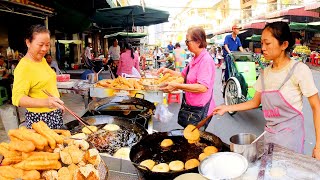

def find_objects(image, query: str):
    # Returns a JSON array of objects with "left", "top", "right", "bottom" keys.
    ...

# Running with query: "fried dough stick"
[
  {"left": 9, "top": 140, "right": 35, "bottom": 152},
  {"left": 53, "top": 129, "right": 72, "bottom": 137},
  {"left": 14, "top": 160, "right": 62, "bottom": 171},
  {"left": 0, "top": 143, "right": 22, "bottom": 165},
  {"left": 22, "top": 152, "right": 60, "bottom": 161},
  {"left": 32, "top": 121, "right": 60, "bottom": 149},
  {"left": 8, "top": 129, "right": 48, "bottom": 150},
  {"left": 0, "top": 166, "right": 40, "bottom": 180}
]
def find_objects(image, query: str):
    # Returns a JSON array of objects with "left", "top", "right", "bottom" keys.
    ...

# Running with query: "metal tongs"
[{"left": 42, "top": 89, "right": 94, "bottom": 134}]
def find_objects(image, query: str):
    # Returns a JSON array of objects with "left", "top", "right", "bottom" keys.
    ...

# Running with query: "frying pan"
[
  {"left": 64, "top": 115, "right": 148, "bottom": 136},
  {"left": 64, "top": 115, "right": 148, "bottom": 155},
  {"left": 130, "top": 129, "right": 229, "bottom": 180}
]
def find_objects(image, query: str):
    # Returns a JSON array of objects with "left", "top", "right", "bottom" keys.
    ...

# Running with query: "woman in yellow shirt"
[{"left": 12, "top": 25, "right": 65, "bottom": 129}]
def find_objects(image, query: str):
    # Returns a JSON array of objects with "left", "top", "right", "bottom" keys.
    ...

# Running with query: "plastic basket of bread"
[{"left": 0, "top": 121, "right": 108, "bottom": 180}]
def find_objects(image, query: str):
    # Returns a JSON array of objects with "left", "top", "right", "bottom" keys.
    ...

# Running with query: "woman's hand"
[
  {"left": 156, "top": 67, "right": 168, "bottom": 75},
  {"left": 160, "top": 82, "right": 178, "bottom": 93},
  {"left": 313, "top": 147, "right": 320, "bottom": 160},
  {"left": 213, "top": 105, "right": 229, "bottom": 116},
  {"left": 47, "top": 97, "right": 65, "bottom": 111}
]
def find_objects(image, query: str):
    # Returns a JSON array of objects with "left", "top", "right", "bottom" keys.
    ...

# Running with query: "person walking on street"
[
  {"left": 117, "top": 43, "right": 140, "bottom": 76},
  {"left": 214, "top": 22, "right": 320, "bottom": 159},
  {"left": 173, "top": 43, "right": 186, "bottom": 72}
]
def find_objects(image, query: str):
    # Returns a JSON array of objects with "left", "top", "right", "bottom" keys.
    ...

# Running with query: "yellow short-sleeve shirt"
[{"left": 12, "top": 57, "right": 60, "bottom": 113}]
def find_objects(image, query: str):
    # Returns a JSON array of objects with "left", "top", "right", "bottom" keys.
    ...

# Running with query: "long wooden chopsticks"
[{"left": 42, "top": 89, "right": 94, "bottom": 134}]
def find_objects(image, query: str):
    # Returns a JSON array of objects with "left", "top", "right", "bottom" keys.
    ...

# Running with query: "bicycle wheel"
[
  {"left": 224, "top": 78, "right": 241, "bottom": 115},
  {"left": 221, "top": 70, "right": 225, "bottom": 93}
]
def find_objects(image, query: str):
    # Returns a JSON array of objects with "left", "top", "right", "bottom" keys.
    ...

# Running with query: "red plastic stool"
[{"left": 168, "top": 92, "right": 181, "bottom": 104}]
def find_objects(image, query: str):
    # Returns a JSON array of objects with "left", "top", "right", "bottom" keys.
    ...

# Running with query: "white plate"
[
  {"left": 174, "top": 173, "right": 207, "bottom": 180},
  {"left": 199, "top": 152, "right": 248, "bottom": 180}
]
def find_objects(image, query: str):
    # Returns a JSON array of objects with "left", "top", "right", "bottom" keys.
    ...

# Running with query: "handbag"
[{"left": 177, "top": 65, "right": 212, "bottom": 129}]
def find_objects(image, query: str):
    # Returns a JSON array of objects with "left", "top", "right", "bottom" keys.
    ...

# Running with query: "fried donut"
[
  {"left": 183, "top": 124, "right": 200, "bottom": 141},
  {"left": 81, "top": 126, "right": 98, "bottom": 134},
  {"left": 169, "top": 160, "right": 184, "bottom": 171},
  {"left": 140, "top": 159, "right": 156, "bottom": 170},
  {"left": 198, "top": 153, "right": 209, "bottom": 161},
  {"left": 151, "top": 163, "right": 170, "bottom": 172},
  {"left": 84, "top": 149, "right": 101, "bottom": 166},
  {"left": 160, "top": 139, "right": 174, "bottom": 148},
  {"left": 58, "top": 167, "right": 72, "bottom": 180},
  {"left": 187, "top": 138, "right": 200, "bottom": 144},
  {"left": 185, "top": 159, "right": 200, "bottom": 170},
  {"left": 203, "top": 146, "right": 218, "bottom": 155},
  {"left": 113, "top": 147, "right": 130, "bottom": 160},
  {"left": 103, "top": 124, "right": 120, "bottom": 131},
  {"left": 71, "top": 133, "right": 87, "bottom": 140}
]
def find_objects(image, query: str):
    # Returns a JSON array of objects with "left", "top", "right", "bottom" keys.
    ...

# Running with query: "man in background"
[
  {"left": 167, "top": 41, "right": 174, "bottom": 53},
  {"left": 223, "top": 24, "right": 244, "bottom": 85},
  {"left": 108, "top": 39, "right": 120, "bottom": 77},
  {"left": 45, "top": 54, "right": 60, "bottom": 74}
]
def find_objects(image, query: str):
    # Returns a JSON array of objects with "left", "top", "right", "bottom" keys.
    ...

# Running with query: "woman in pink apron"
[{"left": 213, "top": 22, "right": 320, "bottom": 160}]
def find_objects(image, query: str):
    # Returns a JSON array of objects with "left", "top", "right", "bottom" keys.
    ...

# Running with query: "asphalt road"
[{"left": 154, "top": 66, "right": 320, "bottom": 156}]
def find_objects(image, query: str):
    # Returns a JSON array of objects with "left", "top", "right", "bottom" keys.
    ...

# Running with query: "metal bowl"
[{"left": 198, "top": 152, "right": 248, "bottom": 179}]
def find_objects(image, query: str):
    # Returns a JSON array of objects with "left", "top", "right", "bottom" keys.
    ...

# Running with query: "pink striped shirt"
[
  {"left": 117, "top": 50, "right": 140, "bottom": 76},
  {"left": 181, "top": 49, "right": 216, "bottom": 115}
]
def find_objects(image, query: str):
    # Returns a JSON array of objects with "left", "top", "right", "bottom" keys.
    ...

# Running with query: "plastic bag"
[
  {"left": 0, "top": 104, "right": 19, "bottom": 133},
  {"left": 121, "top": 67, "right": 141, "bottom": 78},
  {"left": 154, "top": 103, "right": 173, "bottom": 123}
]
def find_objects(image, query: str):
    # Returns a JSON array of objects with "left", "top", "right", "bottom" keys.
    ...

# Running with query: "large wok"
[
  {"left": 64, "top": 115, "right": 148, "bottom": 155},
  {"left": 130, "top": 129, "right": 229, "bottom": 180}
]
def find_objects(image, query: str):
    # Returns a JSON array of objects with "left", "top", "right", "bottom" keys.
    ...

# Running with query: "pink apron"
[{"left": 261, "top": 62, "right": 304, "bottom": 153}]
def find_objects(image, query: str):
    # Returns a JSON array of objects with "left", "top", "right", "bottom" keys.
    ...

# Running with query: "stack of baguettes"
[{"left": 0, "top": 120, "right": 102, "bottom": 180}]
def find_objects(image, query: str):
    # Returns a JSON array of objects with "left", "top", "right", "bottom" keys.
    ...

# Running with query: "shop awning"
[
  {"left": 242, "top": 21, "right": 266, "bottom": 30},
  {"left": 104, "top": 32, "right": 147, "bottom": 38},
  {"left": 265, "top": 6, "right": 319, "bottom": 19},
  {"left": 305, "top": 2, "right": 320, "bottom": 12},
  {"left": 92, "top": 5, "right": 169, "bottom": 28},
  {"left": 57, "top": 40, "right": 82, "bottom": 44},
  {"left": 0, "top": 1, "right": 53, "bottom": 19}
]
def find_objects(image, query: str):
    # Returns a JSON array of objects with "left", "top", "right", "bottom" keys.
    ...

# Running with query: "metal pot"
[
  {"left": 129, "top": 129, "right": 229, "bottom": 180},
  {"left": 230, "top": 133, "right": 258, "bottom": 164}
]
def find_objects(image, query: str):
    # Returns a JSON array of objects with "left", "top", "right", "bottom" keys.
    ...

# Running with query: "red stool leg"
[
  {"left": 168, "top": 93, "right": 181, "bottom": 104},
  {"left": 176, "top": 93, "right": 181, "bottom": 103},
  {"left": 168, "top": 93, "right": 173, "bottom": 104}
]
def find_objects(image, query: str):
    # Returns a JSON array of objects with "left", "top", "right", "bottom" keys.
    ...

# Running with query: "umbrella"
[
  {"left": 289, "top": 22, "right": 320, "bottom": 32},
  {"left": 104, "top": 32, "right": 147, "bottom": 38},
  {"left": 92, "top": 5, "right": 169, "bottom": 28},
  {"left": 245, "top": 34, "right": 261, "bottom": 42}
]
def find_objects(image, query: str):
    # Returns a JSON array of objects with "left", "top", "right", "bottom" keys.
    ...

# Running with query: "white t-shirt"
[
  {"left": 254, "top": 59, "right": 318, "bottom": 111},
  {"left": 50, "top": 61, "right": 61, "bottom": 74},
  {"left": 108, "top": 45, "right": 120, "bottom": 60},
  {"left": 85, "top": 46, "right": 91, "bottom": 60}
]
